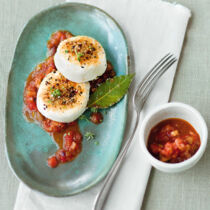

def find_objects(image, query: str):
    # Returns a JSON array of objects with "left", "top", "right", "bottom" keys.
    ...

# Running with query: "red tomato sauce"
[
  {"left": 147, "top": 118, "right": 201, "bottom": 163},
  {"left": 23, "top": 30, "right": 115, "bottom": 168},
  {"left": 23, "top": 31, "right": 81, "bottom": 168}
]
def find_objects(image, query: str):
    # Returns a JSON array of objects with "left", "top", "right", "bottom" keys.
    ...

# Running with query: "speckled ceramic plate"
[{"left": 6, "top": 2, "right": 129, "bottom": 196}]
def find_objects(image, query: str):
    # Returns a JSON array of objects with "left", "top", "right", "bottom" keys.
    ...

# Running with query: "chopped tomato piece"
[
  {"left": 63, "top": 131, "right": 74, "bottom": 150},
  {"left": 56, "top": 149, "right": 68, "bottom": 163},
  {"left": 90, "top": 112, "right": 103, "bottom": 124},
  {"left": 150, "top": 143, "right": 160, "bottom": 154},
  {"left": 56, "top": 149, "right": 74, "bottom": 163},
  {"left": 47, "top": 156, "right": 59, "bottom": 168},
  {"left": 25, "top": 98, "right": 37, "bottom": 111},
  {"left": 74, "top": 132, "right": 83, "bottom": 142},
  {"left": 42, "top": 119, "right": 67, "bottom": 133},
  {"left": 47, "top": 31, "right": 73, "bottom": 55}
]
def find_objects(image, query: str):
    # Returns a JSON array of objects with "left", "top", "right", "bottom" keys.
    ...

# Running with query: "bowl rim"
[{"left": 139, "top": 102, "right": 208, "bottom": 170}]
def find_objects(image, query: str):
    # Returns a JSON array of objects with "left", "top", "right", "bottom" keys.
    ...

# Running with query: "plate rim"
[{"left": 5, "top": 2, "right": 130, "bottom": 197}]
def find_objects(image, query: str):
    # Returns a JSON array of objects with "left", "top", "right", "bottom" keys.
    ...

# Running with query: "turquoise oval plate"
[{"left": 6, "top": 2, "right": 129, "bottom": 196}]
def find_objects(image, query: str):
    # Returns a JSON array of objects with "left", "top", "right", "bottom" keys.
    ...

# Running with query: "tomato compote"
[
  {"left": 147, "top": 118, "right": 201, "bottom": 163},
  {"left": 23, "top": 31, "right": 81, "bottom": 168},
  {"left": 23, "top": 30, "right": 116, "bottom": 168}
]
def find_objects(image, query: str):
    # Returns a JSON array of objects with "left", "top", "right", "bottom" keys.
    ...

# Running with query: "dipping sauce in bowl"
[{"left": 147, "top": 118, "right": 201, "bottom": 163}]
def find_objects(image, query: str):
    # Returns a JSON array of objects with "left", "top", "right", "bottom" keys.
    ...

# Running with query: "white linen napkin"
[{"left": 14, "top": 0, "right": 191, "bottom": 209}]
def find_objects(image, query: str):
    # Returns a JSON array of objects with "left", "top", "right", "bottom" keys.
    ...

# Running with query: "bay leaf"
[{"left": 88, "top": 74, "right": 135, "bottom": 108}]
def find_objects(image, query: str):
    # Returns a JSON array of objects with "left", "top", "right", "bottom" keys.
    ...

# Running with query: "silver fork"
[{"left": 93, "top": 53, "right": 177, "bottom": 210}]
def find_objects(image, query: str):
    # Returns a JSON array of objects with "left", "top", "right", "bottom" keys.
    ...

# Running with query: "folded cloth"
[{"left": 14, "top": 0, "right": 191, "bottom": 209}]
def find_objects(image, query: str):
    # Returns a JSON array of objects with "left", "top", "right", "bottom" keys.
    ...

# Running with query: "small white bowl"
[{"left": 139, "top": 102, "right": 208, "bottom": 173}]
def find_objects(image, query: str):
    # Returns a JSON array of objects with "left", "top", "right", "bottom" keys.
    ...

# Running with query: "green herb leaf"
[
  {"left": 79, "top": 115, "right": 89, "bottom": 121},
  {"left": 75, "top": 49, "right": 84, "bottom": 62},
  {"left": 65, "top": 50, "right": 69, "bottom": 53},
  {"left": 77, "top": 52, "right": 84, "bottom": 62},
  {"left": 90, "top": 107, "right": 98, "bottom": 113},
  {"left": 52, "top": 89, "right": 61, "bottom": 97},
  {"left": 88, "top": 74, "right": 135, "bottom": 108},
  {"left": 85, "top": 131, "right": 95, "bottom": 141},
  {"left": 94, "top": 141, "right": 99, "bottom": 145}
]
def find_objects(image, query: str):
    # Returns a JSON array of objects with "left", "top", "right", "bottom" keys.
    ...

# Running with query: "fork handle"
[{"left": 93, "top": 112, "right": 140, "bottom": 210}]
